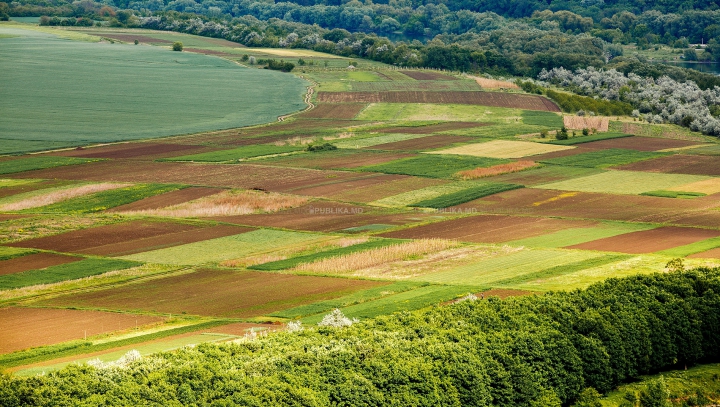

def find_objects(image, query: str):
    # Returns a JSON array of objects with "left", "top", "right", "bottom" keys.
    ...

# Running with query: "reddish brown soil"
[
  {"left": 375, "top": 122, "right": 489, "bottom": 134},
  {"left": 184, "top": 48, "right": 238, "bottom": 58},
  {"left": 78, "top": 225, "right": 253, "bottom": 256},
  {"left": 52, "top": 143, "right": 215, "bottom": 160},
  {"left": 579, "top": 136, "right": 700, "bottom": 152},
  {"left": 300, "top": 104, "right": 367, "bottom": 119},
  {"left": 0, "top": 253, "right": 82, "bottom": 276},
  {"left": 453, "top": 188, "right": 720, "bottom": 228},
  {"left": 261, "top": 151, "right": 416, "bottom": 170},
  {"left": 0, "top": 180, "right": 75, "bottom": 199},
  {"left": 107, "top": 187, "right": 225, "bottom": 212},
  {"left": 480, "top": 288, "right": 536, "bottom": 299},
  {"left": 371, "top": 135, "right": 475, "bottom": 151},
  {"left": 688, "top": 247, "right": 720, "bottom": 259},
  {"left": 399, "top": 71, "right": 457, "bottom": 80},
  {"left": 379, "top": 214, "right": 597, "bottom": 243},
  {"left": 615, "top": 154, "right": 720, "bottom": 175},
  {"left": 524, "top": 147, "right": 594, "bottom": 162},
  {"left": 568, "top": 226, "right": 720, "bottom": 253},
  {"left": 214, "top": 202, "right": 433, "bottom": 232},
  {"left": 41, "top": 269, "right": 387, "bottom": 318},
  {"left": 7, "top": 220, "right": 198, "bottom": 253},
  {"left": 290, "top": 175, "right": 447, "bottom": 203},
  {"left": 0, "top": 214, "right": 29, "bottom": 222},
  {"left": 317, "top": 92, "right": 561, "bottom": 112},
  {"left": 8, "top": 161, "right": 373, "bottom": 192},
  {"left": 0, "top": 307, "right": 163, "bottom": 354}
]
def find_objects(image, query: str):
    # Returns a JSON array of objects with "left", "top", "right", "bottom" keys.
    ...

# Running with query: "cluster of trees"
[
  {"left": 2, "top": 268, "right": 720, "bottom": 406},
  {"left": 539, "top": 66, "right": 720, "bottom": 135}
]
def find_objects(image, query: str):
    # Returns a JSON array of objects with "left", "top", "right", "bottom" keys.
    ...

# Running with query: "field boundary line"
[{"left": 279, "top": 76, "right": 316, "bottom": 122}]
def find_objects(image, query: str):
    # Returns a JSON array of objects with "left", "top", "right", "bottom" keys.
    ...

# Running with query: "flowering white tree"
[{"left": 318, "top": 309, "right": 358, "bottom": 328}]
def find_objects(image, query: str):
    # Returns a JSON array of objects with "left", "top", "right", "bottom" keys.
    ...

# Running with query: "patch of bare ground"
[
  {"left": 261, "top": 151, "right": 417, "bottom": 170},
  {"left": 470, "top": 76, "right": 520, "bottom": 89},
  {"left": 0, "top": 183, "right": 130, "bottom": 211},
  {"left": 568, "top": 226, "right": 720, "bottom": 253},
  {"left": 399, "top": 71, "right": 457, "bottom": 80},
  {"left": 563, "top": 116, "right": 609, "bottom": 132},
  {"left": 0, "top": 180, "right": 75, "bottom": 199},
  {"left": 688, "top": 247, "right": 720, "bottom": 259},
  {"left": 579, "top": 136, "right": 701, "bottom": 152},
  {"left": 299, "top": 104, "right": 366, "bottom": 119},
  {"left": 0, "top": 253, "right": 82, "bottom": 276},
  {"left": 614, "top": 154, "right": 720, "bottom": 175}
]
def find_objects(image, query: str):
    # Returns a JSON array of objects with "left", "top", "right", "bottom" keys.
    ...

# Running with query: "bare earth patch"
[
  {"left": 0, "top": 253, "right": 82, "bottom": 276},
  {"left": 567, "top": 226, "right": 720, "bottom": 253},
  {"left": 563, "top": 116, "right": 609, "bottom": 132}
]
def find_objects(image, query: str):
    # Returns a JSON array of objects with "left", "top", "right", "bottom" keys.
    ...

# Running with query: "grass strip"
[
  {"left": 549, "top": 132, "right": 633, "bottom": 145},
  {"left": 410, "top": 183, "right": 523, "bottom": 208},
  {"left": 0, "top": 157, "right": 98, "bottom": 175},
  {"left": 538, "top": 148, "right": 667, "bottom": 168},
  {"left": 0, "top": 247, "right": 36, "bottom": 261},
  {"left": 361, "top": 155, "right": 508, "bottom": 178},
  {"left": 270, "top": 281, "right": 427, "bottom": 319},
  {"left": 28, "top": 184, "right": 183, "bottom": 214},
  {"left": 656, "top": 237, "right": 720, "bottom": 257},
  {"left": 640, "top": 190, "right": 707, "bottom": 199},
  {"left": 249, "top": 239, "right": 404, "bottom": 271},
  {"left": 0, "top": 319, "right": 228, "bottom": 369},
  {"left": 494, "top": 254, "right": 631, "bottom": 287},
  {"left": 0, "top": 258, "right": 141, "bottom": 290},
  {"left": 521, "top": 110, "right": 564, "bottom": 127},
  {"left": 164, "top": 145, "right": 305, "bottom": 162}
]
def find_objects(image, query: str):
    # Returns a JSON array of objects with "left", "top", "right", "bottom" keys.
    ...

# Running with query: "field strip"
[
  {"left": 371, "top": 182, "right": 470, "bottom": 207},
  {"left": 507, "top": 222, "right": 657, "bottom": 248},
  {"left": 334, "top": 133, "right": 427, "bottom": 149},
  {"left": 429, "top": 140, "right": 575, "bottom": 159},
  {"left": 536, "top": 171, "right": 710, "bottom": 195}
]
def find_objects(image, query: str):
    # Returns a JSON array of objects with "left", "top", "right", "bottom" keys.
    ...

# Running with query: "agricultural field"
[{"left": 2, "top": 23, "right": 720, "bottom": 389}]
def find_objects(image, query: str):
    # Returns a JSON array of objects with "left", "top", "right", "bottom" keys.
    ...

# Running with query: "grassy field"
[
  {"left": 430, "top": 140, "right": 575, "bottom": 158},
  {"left": 356, "top": 103, "right": 523, "bottom": 123},
  {"left": 120, "top": 229, "right": 331, "bottom": 265},
  {"left": 0, "top": 26, "right": 307, "bottom": 153},
  {"left": 334, "top": 134, "right": 428, "bottom": 149},
  {"left": 0, "top": 247, "right": 35, "bottom": 261},
  {"left": 0, "top": 157, "right": 96, "bottom": 174},
  {"left": 371, "top": 182, "right": 472, "bottom": 207},
  {"left": 166, "top": 145, "right": 305, "bottom": 162},
  {"left": 361, "top": 155, "right": 508, "bottom": 178},
  {"left": 0, "top": 258, "right": 140, "bottom": 290},
  {"left": 536, "top": 171, "right": 710, "bottom": 195},
  {"left": 493, "top": 254, "right": 632, "bottom": 288},
  {"left": 549, "top": 132, "right": 633, "bottom": 145},
  {"left": 520, "top": 110, "right": 564, "bottom": 127},
  {"left": 28, "top": 184, "right": 182, "bottom": 213},
  {"left": 538, "top": 149, "right": 667, "bottom": 168},
  {"left": 639, "top": 190, "right": 706, "bottom": 198},
  {"left": 656, "top": 237, "right": 720, "bottom": 257},
  {"left": 508, "top": 222, "right": 657, "bottom": 248},
  {"left": 410, "top": 182, "right": 523, "bottom": 208}
]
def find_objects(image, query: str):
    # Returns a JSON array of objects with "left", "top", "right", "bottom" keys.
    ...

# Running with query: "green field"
[
  {"left": 538, "top": 149, "right": 666, "bottom": 168},
  {"left": 371, "top": 182, "right": 471, "bottom": 207},
  {"left": 507, "top": 222, "right": 656, "bottom": 248},
  {"left": 521, "top": 110, "right": 563, "bottom": 127},
  {"left": 167, "top": 145, "right": 304, "bottom": 162},
  {"left": 0, "top": 27, "right": 308, "bottom": 153},
  {"left": 410, "top": 182, "right": 523, "bottom": 208},
  {"left": 493, "top": 254, "right": 631, "bottom": 287},
  {"left": 656, "top": 237, "right": 720, "bottom": 257},
  {"left": 356, "top": 103, "right": 522, "bottom": 123},
  {"left": 120, "top": 229, "right": 330, "bottom": 265},
  {"left": 639, "top": 190, "right": 706, "bottom": 198},
  {"left": 0, "top": 247, "right": 35, "bottom": 261},
  {"left": 334, "top": 133, "right": 428, "bottom": 149},
  {"left": 537, "top": 171, "right": 709, "bottom": 195},
  {"left": 29, "top": 184, "right": 182, "bottom": 213},
  {"left": 361, "top": 155, "right": 508, "bottom": 178},
  {"left": 0, "top": 157, "right": 96, "bottom": 174},
  {"left": 351, "top": 80, "right": 480, "bottom": 92},
  {"left": 549, "top": 132, "right": 633, "bottom": 145},
  {"left": 0, "top": 258, "right": 140, "bottom": 290}
]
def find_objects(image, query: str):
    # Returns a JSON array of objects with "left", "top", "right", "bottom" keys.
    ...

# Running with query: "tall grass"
[
  {"left": 0, "top": 183, "right": 130, "bottom": 211},
  {"left": 121, "top": 189, "right": 308, "bottom": 217},
  {"left": 293, "top": 239, "right": 457, "bottom": 274}
]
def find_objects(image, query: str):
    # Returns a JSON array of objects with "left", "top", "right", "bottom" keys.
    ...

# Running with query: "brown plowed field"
[
  {"left": 317, "top": 92, "right": 561, "bottom": 112},
  {"left": 0, "top": 180, "right": 75, "bottom": 199},
  {"left": 8, "top": 161, "right": 373, "bottom": 192},
  {"left": 214, "top": 202, "right": 433, "bottom": 232},
  {"left": 615, "top": 154, "right": 720, "bottom": 175},
  {"left": 688, "top": 247, "right": 720, "bottom": 259},
  {"left": 0, "top": 253, "right": 81, "bottom": 276},
  {"left": 41, "top": 269, "right": 387, "bottom": 318},
  {"left": 376, "top": 122, "right": 488, "bottom": 134},
  {"left": 261, "top": 151, "right": 416, "bottom": 170},
  {"left": 184, "top": 48, "right": 239, "bottom": 58},
  {"left": 371, "top": 135, "right": 474, "bottom": 151},
  {"left": 480, "top": 288, "right": 535, "bottom": 299},
  {"left": 300, "top": 104, "right": 366, "bottom": 119},
  {"left": 7, "top": 220, "right": 199, "bottom": 253},
  {"left": 379, "top": 214, "right": 597, "bottom": 243},
  {"left": 579, "top": 136, "right": 700, "bottom": 152},
  {"left": 107, "top": 187, "right": 225, "bottom": 212},
  {"left": 568, "top": 226, "right": 720, "bottom": 253},
  {"left": 0, "top": 214, "right": 29, "bottom": 222},
  {"left": 453, "top": 188, "right": 720, "bottom": 228},
  {"left": 0, "top": 307, "right": 163, "bottom": 354},
  {"left": 399, "top": 71, "right": 457, "bottom": 80},
  {"left": 77, "top": 225, "right": 253, "bottom": 256},
  {"left": 52, "top": 143, "right": 215, "bottom": 160},
  {"left": 523, "top": 147, "right": 593, "bottom": 162},
  {"left": 291, "top": 176, "right": 448, "bottom": 202}
]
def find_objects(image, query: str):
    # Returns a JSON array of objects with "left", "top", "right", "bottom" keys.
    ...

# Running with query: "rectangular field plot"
[
  {"left": 371, "top": 135, "right": 475, "bottom": 151},
  {"left": 0, "top": 258, "right": 140, "bottom": 290},
  {"left": 0, "top": 182, "right": 131, "bottom": 212},
  {"left": 374, "top": 122, "right": 489, "bottom": 134},
  {"left": 120, "top": 229, "right": 330, "bottom": 265},
  {"left": 299, "top": 103, "right": 367, "bottom": 119},
  {"left": 568, "top": 226, "right": 720, "bottom": 254},
  {"left": 379, "top": 214, "right": 597, "bottom": 243},
  {"left": 41, "top": 269, "right": 387, "bottom": 318},
  {"left": 539, "top": 149, "right": 667, "bottom": 168},
  {"left": 0, "top": 179, "right": 75, "bottom": 200},
  {"left": 166, "top": 145, "right": 305, "bottom": 162},
  {"left": 360, "top": 155, "right": 508, "bottom": 178},
  {"left": 334, "top": 134, "right": 429, "bottom": 149},
  {"left": 507, "top": 222, "right": 656, "bottom": 248},
  {"left": 371, "top": 182, "right": 473, "bottom": 207},
  {"left": 668, "top": 178, "right": 720, "bottom": 195},
  {"left": 413, "top": 249, "right": 604, "bottom": 286},
  {"left": 356, "top": 103, "right": 521, "bottom": 123},
  {"left": 0, "top": 253, "right": 82, "bottom": 276},
  {"left": 0, "top": 307, "right": 163, "bottom": 354},
  {"left": 575, "top": 135, "right": 700, "bottom": 151},
  {"left": 257, "top": 150, "right": 417, "bottom": 170},
  {"left": 430, "top": 140, "right": 575, "bottom": 159},
  {"left": 616, "top": 154, "right": 720, "bottom": 176},
  {"left": 549, "top": 132, "right": 632, "bottom": 146},
  {"left": 487, "top": 165, "right": 603, "bottom": 186},
  {"left": 410, "top": 183, "right": 523, "bottom": 208},
  {"left": 351, "top": 80, "right": 479, "bottom": 92},
  {"left": 107, "top": 187, "right": 225, "bottom": 212},
  {"left": 0, "top": 157, "right": 97, "bottom": 175},
  {"left": 52, "top": 143, "right": 217, "bottom": 160},
  {"left": 536, "top": 171, "right": 710, "bottom": 195},
  {"left": 285, "top": 174, "right": 446, "bottom": 203}
]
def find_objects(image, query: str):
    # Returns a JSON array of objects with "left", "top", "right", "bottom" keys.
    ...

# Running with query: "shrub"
[
  {"left": 306, "top": 143, "right": 337, "bottom": 152},
  {"left": 556, "top": 126, "right": 569, "bottom": 140},
  {"left": 172, "top": 42, "right": 183, "bottom": 51}
]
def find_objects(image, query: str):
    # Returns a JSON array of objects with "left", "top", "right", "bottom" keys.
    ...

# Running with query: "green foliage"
[
  {"left": 30, "top": 184, "right": 182, "bottom": 213},
  {"left": 556, "top": 126, "right": 569, "bottom": 140},
  {"left": 361, "top": 155, "right": 508, "bottom": 178},
  {"left": 573, "top": 388, "right": 603, "bottom": 407},
  {"left": 538, "top": 149, "right": 667, "bottom": 168},
  {"left": 306, "top": 143, "right": 337, "bottom": 152},
  {"left": 249, "top": 239, "right": 404, "bottom": 271},
  {"left": 172, "top": 41, "right": 182, "bottom": 51},
  {"left": 640, "top": 377, "right": 670, "bottom": 407},
  {"left": 4, "top": 269, "right": 720, "bottom": 405},
  {"left": 0, "top": 157, "right": 96, "bottom": 175},
  {"left": 410, "top": 183, "right": 524, "bottom": 208},
  {"left": 0, "top": 247, "right": 35, "bottom": 261},
  {"left": 550, "top": 132, "right": 633, "bottom": 145},
  {"left": 0, "top": 258, "right": 140, "bottom": 290},
  {"left": 522, "top": 110, "right": 563, "bottom": 127},
  {"left": 167, "top": 145, "right": 304, "bottom": 162},
  {"left": 546, "top": 90, "right": 633, "bottom": 116},
  {"left": 639, "top": 190, "right": 706, "bottom": 199},
  {"left": 265, "top": 59, "right": 295, "bottom": 72}
]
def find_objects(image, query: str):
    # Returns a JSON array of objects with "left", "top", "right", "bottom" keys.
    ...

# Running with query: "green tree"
[
  {"left": 172, "top": 41, "right": 183, "bottom": 52},
  {"left": 640, "top": 377, "right": 669, "bottom": 407},
  {"left": 573, "top": 388, "right": 602, "bottom": 407}
]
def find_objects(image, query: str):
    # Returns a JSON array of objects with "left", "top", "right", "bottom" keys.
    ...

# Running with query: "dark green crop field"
[{"left": 0, "top": 27, "right": 308, "bottom": 154}]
